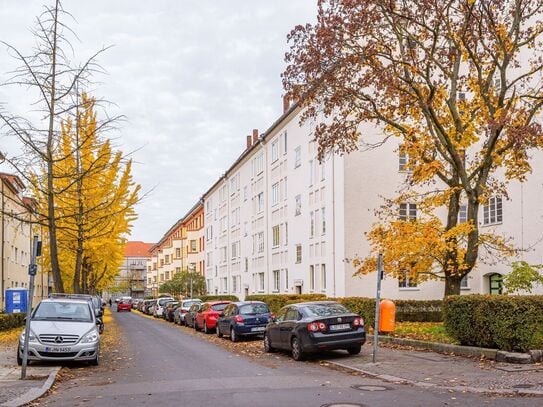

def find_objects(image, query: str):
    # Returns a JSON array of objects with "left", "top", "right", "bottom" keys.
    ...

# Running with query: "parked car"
[
  {"left": 173, "top": 299, "right": 202, "bottom": 325},
  {"left": 184, "top": 302, "right": 202, "bottom": 328},
  {"left": 117, "top": 299, "right": 132, "bottom": 312},
  {"left": 263, "top": 301, "right": 366, "bottom": 361},
  {"left": 49, "top": 293, "right": 104, "bottom": 335},
  {"left": 153, "top": 297, "right": 174, "bottom": 318},
  {"left": 216, "top": 301, "right": 272, "bottom": 342},
  {"left": 17, "top": 297, "right": 101, "bottom": 366},
  {"left": 131, "top": 299, "right": 142, "bottom": 309},
  {"left": 140, "top": 299, "right": 154, "bottom": 313},
  {"left": 164, "top": 301, "right": 179, "bottom": 322},
  {"left": 194, "top": 301, "right": 231, "bottom": 334}
]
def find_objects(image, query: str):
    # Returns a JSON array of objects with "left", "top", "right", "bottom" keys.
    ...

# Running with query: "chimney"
[
  {"left": 246, "top": 135, "right": 252, "bottom": 149},
  {"left": 283, "top": 94, "right": 290, "bottom": 113},
  {"left": 252, "top": 129, "right": 259, "bottom": 143}
]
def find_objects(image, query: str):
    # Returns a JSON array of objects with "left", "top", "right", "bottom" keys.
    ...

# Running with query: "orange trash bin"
[{"left": 379, "top": 299, "right": 396, "bottom": 333}]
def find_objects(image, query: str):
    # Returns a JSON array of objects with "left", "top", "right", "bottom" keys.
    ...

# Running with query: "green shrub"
[
  {"left": 199, "top": 295, "right": 239, "bottom": 302},
  {"left": 245, "top": 294, "right": 326, "bottom": 313},
  {"left": 394, "top": 300, "right": 443, "bottom": 323},
  {"left": 0, "top": 313, "right": 26, "bottom": 331},
  {"left": 444, "top": 295, "right": 543, "bottom": 352}
]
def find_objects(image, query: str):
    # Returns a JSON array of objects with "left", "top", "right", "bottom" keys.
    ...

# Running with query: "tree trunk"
[{"left": 444, "top": 274, "right": 463, "bottom": 296}]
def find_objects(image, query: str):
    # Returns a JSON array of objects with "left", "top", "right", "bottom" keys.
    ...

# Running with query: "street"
[{"left": 36, "top": 309, "right": 540, "bottom": 407}]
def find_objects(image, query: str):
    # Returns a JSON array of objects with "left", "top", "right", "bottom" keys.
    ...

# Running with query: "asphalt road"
[{"left": 38, "top": 309, "right": 540, "bottom": 407}]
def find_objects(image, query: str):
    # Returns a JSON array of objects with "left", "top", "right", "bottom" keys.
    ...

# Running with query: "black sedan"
[
  {"left": 184, "top": 302, "right": 202, "bottom": 328},
  {"left": 263, "top": 301, "right": 366, "bottom": 361}
]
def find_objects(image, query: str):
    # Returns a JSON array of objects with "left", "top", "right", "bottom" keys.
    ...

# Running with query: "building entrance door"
[{"left": 489, "top": 273, "right": 503, "bottom": 295}]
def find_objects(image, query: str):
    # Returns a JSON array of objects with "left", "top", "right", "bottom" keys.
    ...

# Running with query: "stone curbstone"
[
  {"left": 1, "top": 366, "right": 60, "bottom": 407},
  {"left": 528, "top": 349, "right": 542, "bottom": 363}
]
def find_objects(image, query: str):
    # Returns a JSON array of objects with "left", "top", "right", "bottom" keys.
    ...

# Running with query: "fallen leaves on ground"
[
  {"left": 386, "top": 322, "right": 455, "bottom": 344},
  {"left": 0, "top": 327, "right": 21, "bottom": 350}
]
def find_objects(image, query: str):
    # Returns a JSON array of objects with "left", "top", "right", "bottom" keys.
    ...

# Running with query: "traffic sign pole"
[{"left": 21, "top": 236, "right": 40, "bottom": 379}]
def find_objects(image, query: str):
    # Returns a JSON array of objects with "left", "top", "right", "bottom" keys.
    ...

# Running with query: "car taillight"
[
  {"left": 234, "top": 315, "right": 244, "bottom": 324},
  {"left": 307, "top": 322, "right": 327, "bottom": 332},
  {"left": 181, "top": 310, "right": 187, "bottom": 313},
  {"left": 352, "top": 317, "right": 364, "bottom": 327}
]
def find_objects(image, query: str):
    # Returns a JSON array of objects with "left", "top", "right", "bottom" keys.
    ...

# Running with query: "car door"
[
  {"left": 219, "top": 304, "right": 234, "bottom": 332},
  {"left": 268, "top": 308, "right": 287, "bottom": 348},
  {"left": 280, "top": 307, "right": 300, "bottom": 348},
  {"left": 197, "top": 303, "right": 208, "bottom": 328}
]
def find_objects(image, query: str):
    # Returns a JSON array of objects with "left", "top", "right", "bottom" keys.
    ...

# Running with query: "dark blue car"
[{"left": 216, "top": 301, "right": 272, "bottom": 342}]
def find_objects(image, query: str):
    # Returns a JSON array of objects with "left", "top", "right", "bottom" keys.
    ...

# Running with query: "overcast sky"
[{"left": 0, "top": 1, "right": 316, "bottom": 243}]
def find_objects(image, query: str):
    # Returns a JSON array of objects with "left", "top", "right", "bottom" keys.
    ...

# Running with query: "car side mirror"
[
  {"left": 95, "top": 319, "right": 101, "bottom": 326},
  {"left": 95, "top": 310, "right": 103, "bottom": 317}
]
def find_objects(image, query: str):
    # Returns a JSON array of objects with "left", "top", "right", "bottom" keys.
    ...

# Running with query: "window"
[
  {"left": 309, "top": 265, "right": 315, "bottom": 291},
  {"left": 295, "top": 244, "right": 302, "bottom": 263},
  {"left": 309, "top": 159, "right": 314, "bottom": 186},
  {"left": 258, "top": 272, "right": 265, "bottom": 291},
  {"left": 273, "top": 270, "right": 280, "bottom": 291},
  {"left": 175, "top": 248, "right": 181, "bottom": 258},
  {"left": 399, "top": 203, "right": 417, "bottom": 221},
  {"left": 271, "top": 140, "right": 279, "bottom": 163},
  {"left": 272, "top": 183, "right": 280, "bottom": 206},
  {"left": 231, "top": 241, "right": 240, "bottom": 259},
  {"left": 398, "top": 271, "right": 418, "bottom": 288},
  {"left": 231, "top": 208, "right": 240, "bottom": 226},
  {"left": 284, "top": 269, "right": 289, "bottom": 291},
  {"left": 190, "top": 240, "right": 197, "bottom": 252},
  {"left": 220, "top": 246, "right": 227, "bottom": 262},
  {"left": 284, "top": 177, "right": 288, "bottom": 200},
  {"left": 254, "top": 153, "right": 264, "bottom": 176},
  {"left": 232, "top": 275, "right": 238, "bottom": 293},
  {"left": 399, "top": 145, "right": 410, "bottom": 172},
  {"left": 284, "top": 222, "right": 288, "bottom": 246},
  {"left": 257, "top": 232, "right": 265, "bottom": 253},
  {"left": 320, "top": 264, "right": 327, "bottom": 291},
  {"left": 483, "top": 196, "right": 502, "bottom": 225},
  {"left": 321, "top": 207, "right": 326, "bottom": 235},
  {"left": 295, "top": 195, "right": 301, "bottom": 216},
  {"left": 321, "top": 160, "right": 326, "bottom": 181},
  {"left": 256, "top": 192, "right": 264, "bottom": 213},
  {"left": 243, "top": 186, "right": 248, "bottom": 201},
  {"left": 222, "top": 277, "right": 228, "bottom": 293},
  {"left": 461, "top": 274, "right": 469, "bottom": 289},
  {"left": 458, "top": 204, "right": 467, "bottom": 224},
  {"left": 294, "top": 146, "right": 301, "bottom": 168},
  {"left": 272, "top": 225, "right": 280, "bottom": 247},
  {"left": 175, "top": 267, "right": 181, "bottom": 273},
  {"left": 206, "top": 225, "right": 213, "bottom": 241},
  {"left": 283, "top": 131, "right": 288, "bottom": 154},
  {"left": 165, "top": 255, "right": 170, "bottom": 264},
  {"left": 245, "top": 257, "right": 248, "bottom": 272},
  {"left": 310, "top": 211, "right": 315, "bottom": 237}
]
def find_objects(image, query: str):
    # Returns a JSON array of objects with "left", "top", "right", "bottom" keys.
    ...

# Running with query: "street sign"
[{"left": 28, "top": 264, "right": 37, "bottom": 276}]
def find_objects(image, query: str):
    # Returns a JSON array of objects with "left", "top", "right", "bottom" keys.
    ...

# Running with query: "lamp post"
[{"left": 188, "top": 264, "right": 195, "bottom": 299}]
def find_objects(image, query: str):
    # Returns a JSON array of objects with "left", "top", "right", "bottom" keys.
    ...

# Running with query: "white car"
[
  {"left": 153, "top": 297, "right": 174, "bottom": 318},
  {"left": 18, "top": 298, "right": 101, "bottom": 366}
]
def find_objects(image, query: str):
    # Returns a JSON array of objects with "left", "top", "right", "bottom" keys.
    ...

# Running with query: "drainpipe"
[
  {"left": 259, "top": 137, "right": 270, "bottom": 295},
  {"left": 331, "top": 153, "right": 337, "bottom": 298}
]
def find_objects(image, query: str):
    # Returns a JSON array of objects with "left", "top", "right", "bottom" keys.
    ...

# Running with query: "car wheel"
[
  {"left": 216, "top": 325, "right": 223, "bottom": 338},
  {"left": 291, "top": 337, "right": 305, "bottom": 361},
  {"left": 347, "top": 344, "right": 362, "bottom": 355},
  {"left": 89, "top": 351, "right": 99, "bottom": 366},
  {"left": 263, "top": 333, "right": 275, "bottom": 353},
  {"left": 16, "top": 346, "right": 22, "bottom": 366},
  {"left": 195, "top": 320, "right": 200, "bottom": 331},
  {"left": 99, "top": 323, "right": 104, "bottom": 334},
  {"left": 230, "top": 328, "right": 240, "bottom": 342},
  {"left": 203, "top": 321, "right": 209, "bottom": 334}
]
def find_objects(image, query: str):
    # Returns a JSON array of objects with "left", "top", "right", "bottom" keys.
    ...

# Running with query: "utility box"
[{"left": 5, "top": 288, "right": 28, "bottom": 314}]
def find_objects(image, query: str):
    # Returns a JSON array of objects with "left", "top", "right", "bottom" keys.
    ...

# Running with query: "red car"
[
  {"left": 117, "top": 299, "right": 132, "bottom": 312},
  {"left": 194, "top": 301, "right": 231, "bottom": 334}
]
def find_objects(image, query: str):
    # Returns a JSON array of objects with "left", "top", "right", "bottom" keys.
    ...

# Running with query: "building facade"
[
  {"left": 1, "top": 172, "right": 46, "bottom": 310},
  {"left": 113, "top": 241, "right": 154, "bottom": 300}
]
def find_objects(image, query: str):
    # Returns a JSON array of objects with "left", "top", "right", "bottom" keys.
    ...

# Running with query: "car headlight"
[
  {"left": 81, "top": 329, "right": 99, "bottom": 343},
  {"left": 19, "top": 330, "right": 37, "bottom": 343}
]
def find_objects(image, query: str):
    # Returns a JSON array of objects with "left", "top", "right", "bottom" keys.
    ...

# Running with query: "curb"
[
  {"left": 376, "top": 336, "right": 498, "bottom": 360},
  {"left": 2, "top": 366, "right": 61, "bottom": 407},
  {"left": 326, "top": 360, "right": 543, "bottom": 396}
]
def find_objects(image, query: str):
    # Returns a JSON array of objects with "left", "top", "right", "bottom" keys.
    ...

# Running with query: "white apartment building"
[{"left": 202, "top": 100, "right": 543, "bottom": 300}]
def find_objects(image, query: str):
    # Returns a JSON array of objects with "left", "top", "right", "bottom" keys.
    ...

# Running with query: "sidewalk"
[
  {"left": 0, "top": 348, "right": 60, "bottom": 407},
  {"left": 324, "top": 343, "right": 543, "bottom": 396}
]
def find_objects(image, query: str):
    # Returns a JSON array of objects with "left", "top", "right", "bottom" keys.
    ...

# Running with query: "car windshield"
[
  {"left": 159, "top": 298, "right": 173, "bottom": 306},
  {"left": 33, "top": 301, "right": 93, "bottom": 322},
  {"left": 239, "top": 303, "right": 269, "bottom": 315},
  {"left": 182, "top": 300, "right": 200, "bottom": 307},
  {"left": 211, "top": 303, "right": 229, "bottom": 311},
  {"left": 301, "top": 303, "right": 350, "bottom": 317}
]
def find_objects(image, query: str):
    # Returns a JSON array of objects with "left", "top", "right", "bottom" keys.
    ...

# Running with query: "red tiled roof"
[{"left": 124, "top": 241, "right": 154, "bottom": 257}]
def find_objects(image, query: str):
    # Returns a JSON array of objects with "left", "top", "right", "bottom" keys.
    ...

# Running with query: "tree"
[
  {"left": 503, "top": 261, "right": 543, "bottom": 294},
  {"left": 283, "top": 0, "right": 543, "bottom": 296},
  {"left": 0, "top": 0, "right": 110, "bottom": 292},
  {"left": 160, "top": 271, "right": 206, "bottom": 298},
  {"left": 49, "top": 94, "right": 140, "bottom": 293}
]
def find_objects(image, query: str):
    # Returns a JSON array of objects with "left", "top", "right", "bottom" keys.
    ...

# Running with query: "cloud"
[{"left": 0, "top": 0, "right": 316, "bottom": 242}]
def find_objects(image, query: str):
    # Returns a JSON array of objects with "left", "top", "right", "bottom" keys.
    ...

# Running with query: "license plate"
[
  {"left": 45, "top": 347, "right": 72, "bottom": 353},
  {"left": 329, "top": 323, "right": 350, "bottom": 331},
  {"left": 251, "top": 327, "right": 265, "bottom": 332}
]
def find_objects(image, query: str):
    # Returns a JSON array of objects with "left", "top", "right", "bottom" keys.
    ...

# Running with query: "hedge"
[
  {"left": 199, "top": 295, "right": 239, "bottom": 302},
  {"left": 0, "top": 313, "right": 26, "bottom": 331},
  {"left": 245, "top": 294, "right": 327, "bottom": 313},
  {"left": 444, "top": 295, "right": 543, "bottom": 352}
]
